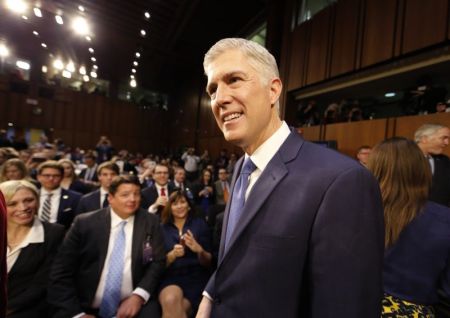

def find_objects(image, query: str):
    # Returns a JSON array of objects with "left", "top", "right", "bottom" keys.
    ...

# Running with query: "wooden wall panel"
[
  {"left": 361, "top": 0, "right": 397, "bottom": 67},
  {"left": 306, "top": 7, "right": 332, "bottom": 85},
  {"left": 402, "top": 0, "right": 448, "bottom": 54},
  {"left": 330, "top": 0, "right": 360, "bottom": 77},
  {"left": 324, "top": 118, "right": 388, "bottom": 156},
  {"left": 297, "top": 126, "right": 321, "bottom": 141},
  {"left": 287, "top": 23, "right": 309, "bottom": 91}
]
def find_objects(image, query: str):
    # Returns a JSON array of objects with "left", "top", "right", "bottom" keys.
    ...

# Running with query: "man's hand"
[
  {"left": 116, "top": 294, "right": 144, "bottom": 318},
  {"left": 155, "top": 196, "right": 168, "bottom": 207},
  {"left": 196, "top": 296, "right": 212, "bottom": 318}
]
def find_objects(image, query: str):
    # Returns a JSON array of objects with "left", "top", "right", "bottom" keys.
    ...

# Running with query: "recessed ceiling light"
[
  {"left": 90, "top": 71, "right": 97, "bottom": 78},
  {"left": 79, "top": 66, "right": 86, "bottom": 75},
  {"left": 385, "top": 92, "right": 396, "bottom": 98},
  {"left": 130, "top": 74, "right": 135, "bottom": 79},
  {"left": 144, "top": 12, "right": 150, "bottom": 19},
  {"left": 0, "top": 44, "right": 10, "bottom": 57},
  {"left": 55, "top": 15, "right": 64, "bottom": 25},
  {"left": 135, "top": 52, "right": 141, "bottom": 58},
  {"left": 83, "top": 75, "right": 89, "bottom": 82},
  {"left": 21, "top": 15, "right": 28, "bottom": 20},
  {"left": 33, "top": 30, "right": 39, "bottom": 36},
  {"left": 131, "top": 68, "right": 136, "bottom": 73},
  {"left": 130, "top": 79, "right": 137, "bottom": 88},
  {"left": 41, "top": 66, "right": 48, "bottom": 73},
  {"left": 66, "top": 62, "right": 75, "bottom": 73},
  {"left": 33, "top": 7, "right": 42, "bottom": 17},
  {"left": 41, "top": 43, "right": 47, "bottom": 48},
  {"left": 133, "top": 61, "right": 138, "bottom": 66},
  {"left": 78, "top": 6, "right": 85, "bottom": 12},
  {"left": 140, "top": 29, "right": 146, "bottom": 37},
  {"left": 16, "top": 60, "right": 30, "bottom": 70},
  {"left": 6, "top": 0, "right": 28, "bottom": 14},
  {"left": 53, "top": 59, "right": 64, "bottom": 70},
  {"left": 93, "top": 65, "right": 98, "bottom": 69},
  {"left": 88, "top": 47, "right": 94, "bottom": 53},
  {"left": 62, "top": 70, "right": 72, "bottom": 78},
  {"left": 72, "top": 16, "right": 90, "bottom": 35},
  {"left": 85, "top": 36, "right": 92, "bottom": 42},
  {"left": 91, "top": 57, "right": 96, "bottom": 62}
]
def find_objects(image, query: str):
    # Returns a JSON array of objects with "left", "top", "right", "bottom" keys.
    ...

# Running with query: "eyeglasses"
[{"left": 40, "top": 174, "right": 62, "bottom": 179}]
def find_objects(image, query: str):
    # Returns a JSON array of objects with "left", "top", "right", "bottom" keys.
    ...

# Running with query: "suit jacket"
[
  {"left": 78, "top": 167, "right": 98, "bottom": 182},
  {"left": 76, "top": 189, "right": 101, "bottom": 214},
  {"left": 141, "top": 183, "right": 175, "bottom": 210},
  {"left": 429, "top": 154, "right": 450, "bottom": 206},
  {"left": 214, "top": 180, "right": 229, "bottom": 206},
  {"left": 48, "top": 208, "right": 166, "bottom": 317},
  {"left": 205, "top": 131, "right": 384, "bottom": 318},
  {"left": 7, "top": 222, "right": 65, "bottom": 318},
  {"left": 55, "top": 188, "right": 82, "bottom": 229}
]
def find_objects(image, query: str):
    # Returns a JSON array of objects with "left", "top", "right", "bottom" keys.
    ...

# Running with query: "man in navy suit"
[
  {"left": 77, "top": 161, "right": 120, "bottom": 214},
  {"left": 36, "top": 161, "right": 81, "bottom": 229},
  {"left": 196, "top": 38, "right": 384, "bottom": 318},
  {"left": 49, "top": 175, "right": 165, "bottom": 317},
  {"left": 141, "top": 164, "right": 175, "bottom": 214}
]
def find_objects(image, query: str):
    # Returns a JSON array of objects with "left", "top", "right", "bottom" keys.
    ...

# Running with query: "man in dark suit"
[
  {"left": 169, "top": 167, "right": 194, "bottom": 201},
  {"left": 213, "top": 168, "right": 230, "bottom": 206},
  {"left": 77, "top": 161, "right": 120, "bottom": 214},
  {"left": 415, "top": 123, "right": 450, "bottom": 206},
  {"left": 49, "top": 175, "right": 166, "bottom": 317},
  {"left": 36, "top": 161, "right": 82, "bottom": 229},
  {"left": 79, "top": 153, "right": 99, "bottom": 188},
  {"left": 196, "top": 38, "right": 384, "bottom": 318},
  {"left": 141, "top": 164, "right": 175, "bottom": 214}
]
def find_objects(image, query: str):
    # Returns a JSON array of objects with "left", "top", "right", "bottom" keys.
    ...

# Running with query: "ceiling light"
[
  {"left": 72, "top": 16, "right": 90, "bottom": 35},
  {"left": 16, "top": 60, "right": 30, "bottom": 70},
  {"left": 133, "top": 61, "right": 138, "bottom": 66},
  {"left": 88, "top": 47, "right": 94, "bottom": 53},
  {"left": 33, "top": 8, "right": 42, "bottom": 17},
  {"left": 79, "top": 66, "right": 86, "bottom": 75},
  {"left": 66, "top": 62, "right": 75, "bottom": 73},
  {"left": 140, "top": 29, "right": 146, "bottom": 37},
  {"left": 131, "top": 68, "right": 136, "bottom": 73},
  {"left": 0, "top": 44, "right": 10, "bottom": 58},
  {"left": 21, "top": 15, "right": 28, "bottom": 20},
  {"left": 41, "top": 43, "right": 47, "bottom": 48},
  {"left": 85, "top": 36, "right": 92, "bottom": 42},
  {"left": 93, "top": 65, "right": 98, "bottom": 69},
  {"left": 130, "top": 79, "right": 137, "bottom": 88},
  {"left": 55, "top": 15, "right": 64, "bottom": 25},
  {"left": 42, "top": 66, "right": 48, "bottom": 73},
  {"left": 33, "top": 30, "right": 39, "bottom": 36},
  {"left": 53, "top": 59, "right": 64, "bottom": 70},
  {"left": 385, "top": 92, "right": 396, "bottom": 98},
  {"left": 91, "top": 57, "right": 96, "bottom": 62},
  {"left": 7, "top": 123, "right": 13, "bottom": 127},
  {"left": 62, "top": 70, "right": 72, "bottom": 78},
  {"left": 90, "top": 71, "right": 97, "bottom": 78},
  {"left": 135, "top": 52, "right": 141, "bottom": 58},
  {"left": 6, "top": 0, "right": 28, "bottom": 14},
  {"left": 78, "top": 5, "right": 85, "bottom": 12},
  {"left": 130, "top": 74, "right": 135, "bottom": 79},
  {"left": 144, "top": 12, "right": 150, "bottom": 19},
  {"left": 83, "top": 75, "right": 89, "bottom": 82}
]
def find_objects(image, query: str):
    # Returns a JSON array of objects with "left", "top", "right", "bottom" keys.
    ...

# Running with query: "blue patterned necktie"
[
  {"left": 99, "top": 221, "right": 127, "bottom": 318},
  {"left": 225, "top": 158, "right": 257, "bottom": 250}
]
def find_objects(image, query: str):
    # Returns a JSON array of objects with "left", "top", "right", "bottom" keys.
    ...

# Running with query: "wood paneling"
[
  {"left": 306, "top": 7, "right": 332, "bottom": 85},
  {"left": 324, "top": 118, "right": 388, "bottom": 156},
  {"left": 361, "top": 0, "right": 397, "bottom": 67},
  {"left": 297, "top": 126, "right": 321, "bottom": 141},
  {"left": 402, "top": 0, "right": 448, "bottom": 54},
  {"left": 287, "top": 23, "right": 309, "bottom": 91},
  {"left": 330, "top": 0, "right": 360, "bottom": 77}
]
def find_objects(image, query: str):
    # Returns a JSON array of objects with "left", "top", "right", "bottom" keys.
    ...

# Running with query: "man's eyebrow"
[{"left": 206, "top": 71, "right": 246, "bottom": 93}]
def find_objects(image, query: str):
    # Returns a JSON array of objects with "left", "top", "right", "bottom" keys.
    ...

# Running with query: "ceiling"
[{"left": 0, "top": 0, "right": 267, "bottom": 94}]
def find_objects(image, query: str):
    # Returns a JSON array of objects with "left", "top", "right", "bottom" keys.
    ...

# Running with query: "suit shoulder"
[
  {"left": 80, "top": 190, "right": 99, "bottom": 201},
  {"left": 136, "top": 208, "right": 159, "bottom": 223},
  {"left": 43, "top": 222, "right": 66, "bottom": 237},
  {"left": 62, "top": 188, "right": 83, "bottom": 199}
]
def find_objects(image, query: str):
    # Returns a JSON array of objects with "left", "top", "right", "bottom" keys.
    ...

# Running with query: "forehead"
[
  {"left": 432, "top": 128, "right": 450, "bottom": 137},
  {"left": 41, "top": 167, "right": 61, "bottom": 174},
  {"left": 155, "top": 165, "right": 168, "bottom": 172},
  {"left": 114, "top": 183, "right": 140, "bottom": 194},
  {"left": 99, "top": 168, "right": 117, "bottom": 175},
  {"left": 206, "top": 50, "right": 253, "bottom": 82}
]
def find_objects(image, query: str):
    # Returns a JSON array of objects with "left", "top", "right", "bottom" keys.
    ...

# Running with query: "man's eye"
[{"left": 230, "top": 77, "right": 240, "bottom": 83}]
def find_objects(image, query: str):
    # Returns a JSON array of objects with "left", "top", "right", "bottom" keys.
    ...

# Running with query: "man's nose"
[{"left": 215, "top": 84, "right": 232, "bottom": 106}]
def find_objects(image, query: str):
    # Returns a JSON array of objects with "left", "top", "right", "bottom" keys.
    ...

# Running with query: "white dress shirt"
[
  {"left": 100, "top": 188, "right": 109, "bottom": 207},
  {"left": 7, "top": 218, "right": 44, "bottom": 273},
  {"left": 148, "top": 183, "right": 168, "bottom": 213},
  {"left": 38, "top": 187, "right": 62, "bottom": 223}
]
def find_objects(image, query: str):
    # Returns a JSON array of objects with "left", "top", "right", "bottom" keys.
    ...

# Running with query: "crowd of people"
[{"left": 0, "top": 38, "right": 449, "bottom": 318}]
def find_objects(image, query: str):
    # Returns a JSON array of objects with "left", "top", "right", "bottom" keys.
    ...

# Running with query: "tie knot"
[
  {"left": 119, "top": 220, "right": 127, "bottom": 229},
  {"left": 241, "top": 158, "right": 257, "bottom": 176}
]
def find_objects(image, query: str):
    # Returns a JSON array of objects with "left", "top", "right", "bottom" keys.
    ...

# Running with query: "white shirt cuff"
[
  {"left": 148, "top": 205, "right": 158, "bottom": 213},
  {"left": 202, "top": 291, "right": 213, "bottom": 301},
  {"left": 133, "top": 287, "right": 150, "bottom": 303}
]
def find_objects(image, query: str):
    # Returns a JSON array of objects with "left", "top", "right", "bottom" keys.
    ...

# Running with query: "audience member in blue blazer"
[{"left": 368, "top": 137, "right": 450, "bottom": 317}]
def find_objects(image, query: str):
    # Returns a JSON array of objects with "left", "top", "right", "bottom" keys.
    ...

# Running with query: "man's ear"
[{"left": 269, "top": 78, "right": 282, "bottom": 106}]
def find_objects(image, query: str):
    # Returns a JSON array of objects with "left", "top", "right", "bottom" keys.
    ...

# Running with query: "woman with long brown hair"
[{"left": 368, "top": 137, "right": 450, "bottom": 317}]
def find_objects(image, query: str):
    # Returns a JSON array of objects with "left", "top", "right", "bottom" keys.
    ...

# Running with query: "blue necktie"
[
  {"left": 225, "top": 158, "right": 257, "bottom": 250},
  {"left": 99, "top": 221, "right": 127, "bottom": 318}
]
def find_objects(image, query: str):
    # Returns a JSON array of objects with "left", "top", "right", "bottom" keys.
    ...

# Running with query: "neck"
[
  {"left": 174, "top": 217, "right": 186, "bottom": 230},
  {"left": 7, "top": 222, "right": 33, "bottom": 246},
  {"left": 243, "top": 116, "right": 282, "bottom": 155}
]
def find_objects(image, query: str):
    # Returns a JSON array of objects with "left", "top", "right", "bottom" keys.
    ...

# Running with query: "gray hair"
[
  {"left": 414, "top": 124, "right": 448, "bottom": 143},
  {"left": 203, "top": 38, "right": 279, "bottom": 84}
]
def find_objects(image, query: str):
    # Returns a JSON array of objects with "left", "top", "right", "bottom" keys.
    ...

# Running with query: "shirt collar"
[
  {"left": 17, "top": 217, "right": 44, "bottom": 250},
  {"left": 110, "top": 208, "right": 134, "bottom": 228},
  {"left": 247, "top": 121, "right": 291, "bottom": 172},
  {"left": 41, "top": 187, "right": 62, "bottom": 197},
  {"left": 100, "top": 188, "right": 109, "bottom": 197},
  {"left": 155, "top": 183, "right": 167, "bottom": 192}
]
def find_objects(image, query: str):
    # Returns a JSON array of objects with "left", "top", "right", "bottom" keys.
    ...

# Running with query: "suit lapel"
[
  {"left": 219, "top": 131, "right": 304, "bottom": 264},
  {"left": 56, "top": 189, "right": 68, "bottom": 222},
  {"left": 97, "top": 209, "right": 111, "bottom": 276},
  {"left": 131, "top": 209, "right": 146, "bottom": 285}
]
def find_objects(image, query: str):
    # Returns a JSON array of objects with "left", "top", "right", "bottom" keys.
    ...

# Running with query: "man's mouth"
[{"left": 223, "top": 112, "right": 242, "bottom": 122}]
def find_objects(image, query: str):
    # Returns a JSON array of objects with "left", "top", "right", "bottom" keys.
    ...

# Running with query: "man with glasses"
[
  {"left": 141, "top": 164, "right": 175, "bottom": 215},
  {"left": 36, "top": 161, "right": 82, "bottom": 229}
]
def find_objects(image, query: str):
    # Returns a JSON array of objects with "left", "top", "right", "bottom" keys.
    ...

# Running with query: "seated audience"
[
  {"left": 58, "top": 159, "right": 90, "bottom": 194},
  {"left": 214, "top": 168, "right": 230, "bottom": 206},
  {"left": 0, "top": 180, "right": 65, "bottom": 317},
  {"left": 159, "top": 191, "right": 212, "bottom": 317},
  {"left": 0, "top": 158, "right": 36, "bottom": 186},
  {"left": 78, "top": 153, "right": 99, "bottom": 188},
  {"left": 49, "top": 175, "right": 165, "bottom": 318},
  {"left": 368, "top": 137, "right": 450, "bottom": 317},
  {"left": 76, "top": 161, "right": 120, "bottom": 214}
]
